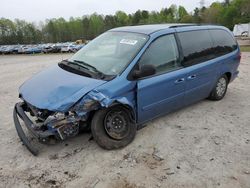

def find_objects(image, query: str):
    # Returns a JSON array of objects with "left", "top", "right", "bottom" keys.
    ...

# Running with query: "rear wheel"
[
  {"left": 208, "top": 75, "right": 228, "bottom": 101},
  {"left": 91, "top": 106, "right": 136, "bottom": 150}
]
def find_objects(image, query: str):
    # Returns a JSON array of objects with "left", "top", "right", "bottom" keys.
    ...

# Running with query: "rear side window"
[
  {"left": 178, "top": 30, "right": 214, "bottom": 66},
  {"left": 209, "top": 29, "right": 237, "bottom": 57}
]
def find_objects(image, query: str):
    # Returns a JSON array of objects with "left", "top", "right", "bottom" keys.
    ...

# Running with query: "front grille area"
[{"left": 24, "top": 102, "right": 53, "bottom": 121}]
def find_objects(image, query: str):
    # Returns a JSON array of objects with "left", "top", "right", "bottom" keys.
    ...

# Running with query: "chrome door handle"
[
  {"left": 187, "top": 75, "right": 197, "bottom": 80},
  {"left": 175, "top": 78, "right": 185, "bottom": 84}
]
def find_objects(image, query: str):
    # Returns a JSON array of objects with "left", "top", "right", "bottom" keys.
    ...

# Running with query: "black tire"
[
  {"left": 91, "top": 105, "right": 137, "bottom": 150},
  {"left": 208, "top": 74, "right": 229, "bottom": 101}
]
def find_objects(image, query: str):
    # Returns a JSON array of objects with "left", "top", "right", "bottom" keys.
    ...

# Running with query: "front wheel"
[
  {"left": 208, "top": 75, "right": 229, "bottom": 101},
  {"left": 91, "top": 106, "right": 136, "bottom": 150}
]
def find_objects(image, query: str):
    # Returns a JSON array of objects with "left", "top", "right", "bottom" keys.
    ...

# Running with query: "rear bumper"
[{"left": 13, "top": 102, "right": 54, "bottom": 156}]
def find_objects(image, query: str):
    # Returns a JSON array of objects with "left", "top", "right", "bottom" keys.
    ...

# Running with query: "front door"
[{"left": 136, "top": 34, "right": 187, "bottom": 124}]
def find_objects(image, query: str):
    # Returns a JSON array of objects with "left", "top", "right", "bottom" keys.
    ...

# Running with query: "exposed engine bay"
[{"left": 21, "top": 102, "right": 84, "bottom": 142}]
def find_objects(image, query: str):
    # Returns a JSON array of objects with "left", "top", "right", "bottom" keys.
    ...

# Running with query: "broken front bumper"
[{"left": 13, "top": 102, "right": 54, "bottom": 156}]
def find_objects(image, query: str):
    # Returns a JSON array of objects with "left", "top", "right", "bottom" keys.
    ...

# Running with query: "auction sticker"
[{"left": 120, "top": 39, "right": 138, "bottom": 45}]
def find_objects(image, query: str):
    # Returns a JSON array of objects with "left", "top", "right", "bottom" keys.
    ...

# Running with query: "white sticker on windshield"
[{"left": 120, "top": 39, "right": 138, "bottom": 45}]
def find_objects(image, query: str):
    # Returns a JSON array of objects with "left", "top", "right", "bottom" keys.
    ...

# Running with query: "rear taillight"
[
  {"left": 238, "top": 52, "right": 242, "bottom": 62},
  {"left": 234, "top": 52, "right": 241, "bottom": 62}
]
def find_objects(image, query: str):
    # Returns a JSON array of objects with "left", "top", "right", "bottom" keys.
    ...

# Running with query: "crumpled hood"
[{"left": 19, "top": 64, "right": 106, "bottom": 112}]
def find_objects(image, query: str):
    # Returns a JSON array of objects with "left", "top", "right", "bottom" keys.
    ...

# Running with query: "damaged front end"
[
  {"left": 14, "top": 89, "right": 135, "bottom": 155},
  {"left": 13, "top": 100, "right": 95, "bottom": 156}
]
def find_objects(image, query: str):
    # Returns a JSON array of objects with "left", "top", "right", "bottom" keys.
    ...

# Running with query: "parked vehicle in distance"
[
  {"left": 13, "top": 24, "right": 241, "bottom": 155},
  {"left": 17, "top": 45, "right": 27, "bottom": 54},
  {"left": 0, "top": 45, "right": 7, "bottom": 54},
  {"left": 241, "top": 31, "right": 249, "bottom": 37},
  {"left": 0, "top": 42, "right": 88, "bottom": 55},
  {"left": 1, "top": 45, "right": 16, "bottom": 54},
  {"left": 42, "top": 43, "right": 61, "bottom": 53},
  {"left": 24, "top": 45, "right": 42, "bottom": 54},
  {"left": 12, "top": 45, "right": 22, "bottom": 54},
  {"left": 61, "top": 43, "right": 76, "bottom": 53},
  {"left": 71, "top": 44, "right": 85, "bottom": 53}
]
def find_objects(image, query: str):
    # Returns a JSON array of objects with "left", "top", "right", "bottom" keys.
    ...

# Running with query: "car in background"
[
  {"left": 0, "top": 45, "right": 23, "bottom": 54},
  {"left": 18, "top": 45, "right": 29, "bottom": 54},
  {"left": 61, "top": 43, "right": 76, "bottom": 53},
  {"left": 241, "top": 31, "right": 249, "bottom": 38},
  {"left": 24, "top": 45, "right": 42, "bottom": 54},
  {"left": 42, "top": 43, "right": 62, "bottom": 53},
  {"left": 1, "top": 45, "right": 16, "bottom": 54},
  {"left": 42, "top": 44, "right": 54, "bottom": 53},
  {"left": 12, "top": 45, "right": 23, "bottom": 54},
  {"left": 42, "top": 43, "right": 61, "bottom": 53},
  {"left": 0, "top": 45, "right": 7, "bottom": 54},
  {"left": 71, "top": 44, "right": 85, "bottom": 53}
]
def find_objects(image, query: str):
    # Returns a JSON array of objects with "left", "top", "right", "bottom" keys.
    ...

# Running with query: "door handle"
[
  {"left": 187, "top": 75, "right": 197, "bottom": 80},
  {"left": 175, "top": 78, "right": 185, "bottom": 84}
]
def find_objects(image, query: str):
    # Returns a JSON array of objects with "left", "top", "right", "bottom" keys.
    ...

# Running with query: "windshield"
[{"left": 69, "top": 31, "right": 149, "bottom": 75}]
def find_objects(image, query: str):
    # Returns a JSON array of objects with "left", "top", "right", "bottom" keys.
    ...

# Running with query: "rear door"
[
  {"left": 177, "top": 30, "right": 219, "bottom": 105},
  {"left": 136, "top": 34, "right": 187, "bottom": 124}
]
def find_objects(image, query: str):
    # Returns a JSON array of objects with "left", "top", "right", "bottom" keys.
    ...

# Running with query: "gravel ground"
[{"left": 0, "top": 53, "right": 249, "bottom": 188}]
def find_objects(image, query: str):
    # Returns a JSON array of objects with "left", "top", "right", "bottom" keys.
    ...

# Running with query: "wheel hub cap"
[
  {"left": 104, "top": 111, "right": 129, "bottom": 140},
  {"left": 216, "top": 77, "right": 227, "bottom": 97}
]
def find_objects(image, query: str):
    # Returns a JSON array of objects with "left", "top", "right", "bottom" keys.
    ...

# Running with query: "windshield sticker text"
[{"left": 120, "top": 39, "right": 138, "bottom": 45}]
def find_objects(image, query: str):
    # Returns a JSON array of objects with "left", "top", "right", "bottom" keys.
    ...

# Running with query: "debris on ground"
[
  {"left": 90, "top": 177, "right": 100, "bottom": 188},
  {"left": 152, "top": 148, "right": 164, "bottom": 162}
]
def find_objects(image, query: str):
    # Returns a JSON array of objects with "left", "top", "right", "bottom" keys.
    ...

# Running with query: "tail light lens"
[{"left": 238, "top": 52, "right": 242, "bottom": 62}]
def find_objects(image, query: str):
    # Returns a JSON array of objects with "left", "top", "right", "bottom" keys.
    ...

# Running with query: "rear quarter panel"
[{"left": 216, "top": 49, "right": 240, "bottom": 83}]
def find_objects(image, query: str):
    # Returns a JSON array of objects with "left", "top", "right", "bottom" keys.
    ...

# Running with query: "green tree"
[
  {"left": 202, "top": 2, "right": 223, "bottom": 24},
  {"left": 132, "top": 10, "right": 142, "bottom": 25},
  {"left": 178, "top": 6, "right": 189, "bottom": 22},
  {"left": 82, "top": 16, "right": 90, "bottom": 39},
  {"left": 88, "top": 13, "right": 104, "bottom": 39},
  {"left": 141, "top": 10, "right": 149, "bottom": 23},
  {"left": 115, "top": 11, "right": 129, "bottom": 26}
]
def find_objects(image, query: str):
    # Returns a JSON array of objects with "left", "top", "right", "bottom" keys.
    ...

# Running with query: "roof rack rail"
[{"left": 169, "top": 24, "right": 197, "bottom": 28}]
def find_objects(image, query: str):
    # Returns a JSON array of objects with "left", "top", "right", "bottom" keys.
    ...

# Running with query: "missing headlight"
[{"left": 45, "top": 112, "right": 80, "bottom": 140}]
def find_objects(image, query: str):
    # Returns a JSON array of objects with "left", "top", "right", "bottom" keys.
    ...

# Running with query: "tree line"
[{"left": 0, "top": 0, "right": 249, "bottom": 45}]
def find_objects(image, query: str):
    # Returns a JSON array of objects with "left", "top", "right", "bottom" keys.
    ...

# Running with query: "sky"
[{"left": 0, "top": 0, "right": 222, "bottom": 22}]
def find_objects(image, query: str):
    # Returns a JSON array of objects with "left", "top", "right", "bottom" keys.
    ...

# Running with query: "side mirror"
[{"left": 133, "top": 64, "right": 156, "bottom": 79}]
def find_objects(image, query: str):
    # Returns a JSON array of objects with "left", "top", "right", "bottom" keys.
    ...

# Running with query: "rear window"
[
  {"left": 178, "top": 30, "right": 214, "bottom": 66},
  {"left": 209, "top": 29, "right": 237, "bottom": 57}
]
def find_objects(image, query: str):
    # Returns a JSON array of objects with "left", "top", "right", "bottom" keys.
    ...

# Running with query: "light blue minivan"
[{"left": 14, "top": 24, "right": 240, "bottom": 155}]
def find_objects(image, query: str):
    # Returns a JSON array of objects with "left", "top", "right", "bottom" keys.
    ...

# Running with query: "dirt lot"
[{"left": 0, "top": 53, "right": 249, "bottom": 188}]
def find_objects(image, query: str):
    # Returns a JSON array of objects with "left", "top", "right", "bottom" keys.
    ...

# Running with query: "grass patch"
[{"left": 240, "top": 46, "right": 250, "bottom": 52}]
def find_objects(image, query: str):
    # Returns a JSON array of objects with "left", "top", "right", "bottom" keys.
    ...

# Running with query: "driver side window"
[{"left": 138, "top": 34, "right": 181, "bottom": 74}]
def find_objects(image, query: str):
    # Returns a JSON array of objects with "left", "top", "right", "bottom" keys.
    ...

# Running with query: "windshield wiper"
[
  {"left": 62, "top": 59, "right": 105, "bottom": 79},
  {"left": 62, "top": 59, "right": 89, "bottom": 70},
  {"left": 73, "top": 60, "right": 96, "bottom": 71},
  {"left": 73, "top": 60, "right": 105, "bottom": 78}
]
